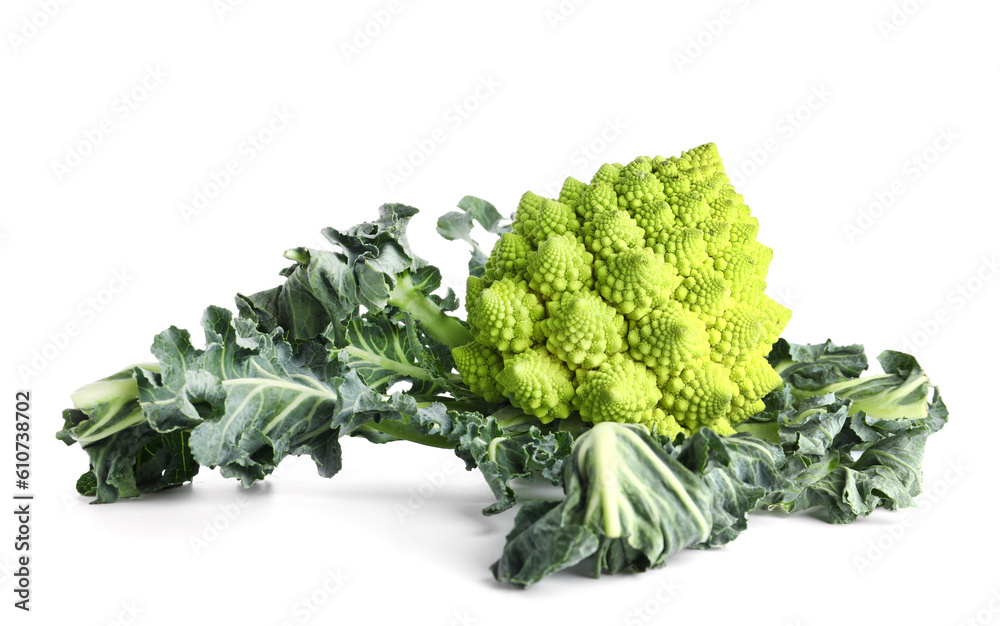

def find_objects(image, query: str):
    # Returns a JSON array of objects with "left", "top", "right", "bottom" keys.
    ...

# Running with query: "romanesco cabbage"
[{"left": 453, "top": 143, "right": 791, "bottom": 437}]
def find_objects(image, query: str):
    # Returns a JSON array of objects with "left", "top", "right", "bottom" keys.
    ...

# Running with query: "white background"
[{"left": 2, "top": 1, "right": 998, "bottom": 624}]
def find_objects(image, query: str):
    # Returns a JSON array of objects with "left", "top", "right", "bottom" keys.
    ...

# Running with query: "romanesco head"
[{"left": 457, "top": 143, "right": 792, "bottom": 437}]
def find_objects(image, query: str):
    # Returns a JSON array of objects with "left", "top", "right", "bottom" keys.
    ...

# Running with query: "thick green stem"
[
  {"left": 358, "top": 420, "right": 455, "bottom": 449},
  {"left": 788, "top": 374, "right": 930, "bottom": 420},
  {"left": 69, "top": 363, "right": 161, "bottom": 445},
  {"left": 388, "top": 272, "right": 473, "bottom": 348}
]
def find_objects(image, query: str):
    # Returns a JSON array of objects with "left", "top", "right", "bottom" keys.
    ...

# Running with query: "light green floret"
[
  {"left": 758, "top": 295, "right": 793, "bottom": 341},
  {"left": 728, "top": 354, "right": 783, "bottom": 423},
  {"left": 528, "top": 199, "right": 581, "bottom": 247},
  {"left": 540, "top": 290, "right": 626, "bottom": 370},
  {"left": 728, "top": 220, "right": 760, "bottom": 247},
  {"left": 711, "top": 249, "right": 760, "bottom": 300},
  {"left": 627, "top": 301, "right": 710, "bottom": 383},
  {"left": 590, "top": 163, "right": 622, "bottom": 186},
  {"left": 738, "top": 278, "right": 768, "bottom": 306},
  {"left": 709, "top": 187, "right": 751, "bottom": 223},
  {"left": 749, "top": 242, "right": 774, "bottom": 277},
  {"left": 615, "top": 158, "right": 666, "bottom": 211},
  {"left": 465, "top": 275, "right": 486, "bottom": 315},
  {"left": 582, "top": 209, "right": 645, "bottom": 260},
  {"left": 710, "top": 242, "right": 772, "bottom": 302},
  {"left": 483, "top": 232, "right": 532, "bottom": 283},
  {"left": 496, "top": 348, "right": 575, "bottom": 423},
  {"left": 707, "top": 303, "right": 768, "bottom": 366},
  {"left": 672, "top": 267, "right": 731, "bottom": 317},
  {"left": 631, "top": 200, "right": 677, "bottom": 252},
  {"left": 596, "top": 248, "right": 679, "bottom": 320},
  {"left": 700, "top": 219, "right": 732, "bottom": 252},
  {"left": 708, "top": 296, "right": 788, "bottom": 366},
  {"left": 526, "top": 234, "right": 594, "bottom": 299},
  {"left": 667, "top": 191, "right": 712, "bottom": 228},
  {"left": 688, "top": 171, "right": 731, "bottom": 204},
  {"left": 576, "top": 181, "right": 618, "bottom": 222},
  {"left": 675, "top": 142, "right": 725, "bottom": 181},
  {"left": 652, "top": 161, "right": 692, "bottom": 196},
  {"left": 644, "top": 410, "right": 686, "bottom": 440},
  {"left": 558, "top": 176, "right": 587, "bottom": 212},
  {"left": 467, "top": 277, "right": 544, "bottom": 354},
  {"left": 574, "top": 354, "right": 662, "bottom": 427},
  {"left": 659, "top": 362, "right": 738, "bottom": 435},
  {"left": 452, "top": 342, "right": 505, "bottom": 402},
  {"left": 660, "top": 228, "right": 710, "bottom": 278},
  {"left": 511, "top": 191, "right": 545, "bottom": 238}
]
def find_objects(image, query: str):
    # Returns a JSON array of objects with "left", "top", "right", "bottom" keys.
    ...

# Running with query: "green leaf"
[
  {"left": 925, "top": 387, "right": 949, "bottom": 434},
  {"left": 60, "top": 378, "right": 202, "bottom": 503},
  {"left": 766, "top": 422, "right": 928, "bottom": 525},
  {"left": 824, "top": 350, "right": 933, "bottom": 419},
  {"left": 769, "top": 339, "right": 868, "bottom": 390},
  {"left": 57, "top": 202, "right": 498, "bottom": 506},
  {"left": 757, "top": 394, "right": 937, "bottom": 523},
  {"left": 436, "top": 196, "right": 510, "bottom": 245},
  {"left": 674, "top": 429, "right": 788, "bottom": 546},
  {"left": 324, "top": 203, "right": 422, "bottom": 272},
  {"left": 75, "top": 471, "right": 97, "bottom": 497},
  {"left": 769, "top": 341, "right": 938, "bottom": 421},
  {"left": 62, "top": 368, "right": 150, "bottom": 446},
  {"left": 436, "top": 196, "right": 511, "bottom": 278},
  {"left": 490, "top": 500, "right": 599, "bottom": 589},
  {"left": 174, "top": 307, "right": 347, "bottom": 485},
  {"left": 743, "top": 340, "right": 946, "bottom": 524},
  {"left": 336, "top": 313, "right": 465, "bottom": 398},
  {"left": 238, "top": 205, "right": 429, "bottom": 343},
  {"left": 76, "top": 418, "right": 197, "bottom": 503},
  {"left": 133, "top": 430, "right": 201, "bottom": 493},
  {"left": 455, "top": 416, "right": 574, "bottom": 515},
  {"left": 777, "top": 394, "right": 853, "bottom": 457},
  {"left": 258, "top": 247, "right": 360, "bottom": 340},
  {"left": 137, "top": 328, "right": 225, "bottom": 432},
  {"left": 492, "top": 422, "right": 715, "bottom": 587}
]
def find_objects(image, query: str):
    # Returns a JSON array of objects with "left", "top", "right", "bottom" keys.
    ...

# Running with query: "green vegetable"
[
  {"left": 454, "top": 144, "right": 792, "bottom": 438},
  {"left": 491, "top": 422, "right": 788, "bottom": 587},
  {"left": 494, "top": 344, "right": 947, "bottom": 587},
  {"left": 56, "top": 142, "right": 947, "bottom": 588},
  {"left": 58, "top": 204, "right": 571, "bottom": 509},
  {"left": 768, "top": 338, "right": 939, "bottom": 421}
]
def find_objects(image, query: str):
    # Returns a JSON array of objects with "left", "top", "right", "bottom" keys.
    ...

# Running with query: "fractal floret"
[{"left": 453, "top": 143, "right": 791, "bottom": 437}]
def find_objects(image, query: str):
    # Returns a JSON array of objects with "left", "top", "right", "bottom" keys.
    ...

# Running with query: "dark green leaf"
[
  {"left": 769, "top": 339, "right": 868, "bottom": 390},
  {"left": 492, "top": 423, "right": 715, "bottom": 587},
  {"left": 490, "top": 500, "right": 598, "bottom": 589},
  {"left": 675, "top": 429, "right": 788, "bottom": 546},
  {"left": 436, "top": 196, "right": 511, "bottom": 278}
]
